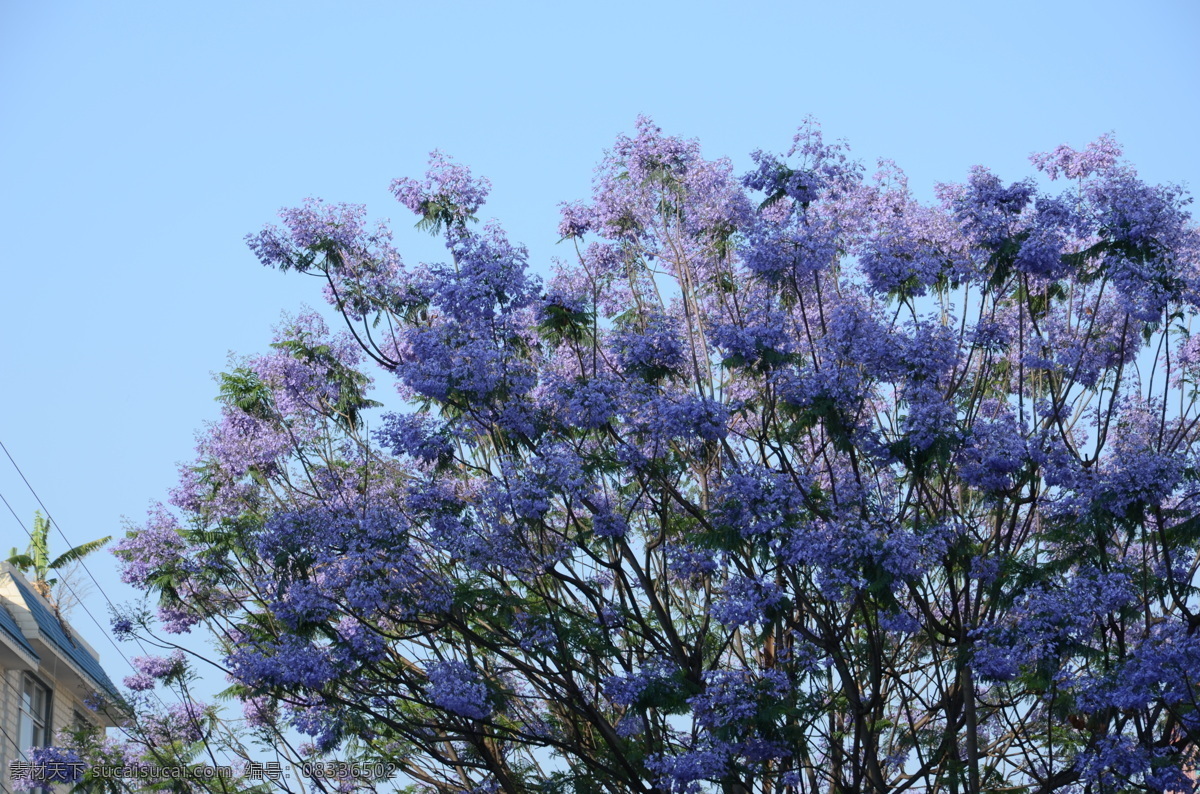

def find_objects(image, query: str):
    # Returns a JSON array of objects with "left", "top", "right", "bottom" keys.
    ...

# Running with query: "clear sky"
[{"left": 1, "top": 0, "right": 1197, "bottom": 715}]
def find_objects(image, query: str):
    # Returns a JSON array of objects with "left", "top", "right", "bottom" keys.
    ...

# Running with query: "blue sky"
[{"left": 1, "top": 0, "right": 1197, "bottom": 714}]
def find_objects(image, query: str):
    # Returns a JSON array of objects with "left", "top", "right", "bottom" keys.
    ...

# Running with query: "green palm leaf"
[
  {"left": 4, "top": 512, "right": 111, "bottom": 597},
  {"left": 49, "top": 536, "right": 112, "bottom": 569},
  {"left": 5, "top": 552, "right": 36, "bottom": 571}
]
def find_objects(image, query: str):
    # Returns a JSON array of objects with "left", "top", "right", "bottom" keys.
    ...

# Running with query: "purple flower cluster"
[
  {"left": 950, "top": 166, "right": 1037, "bottom": 249},
  {"left": 711, "top": 576, "right": 785, "bottom": 629},
  {"left": 13, "top": 747, "right": 86, "bottom": 790},
  {"left": 689, "top": 668, "right": 789, "bottom": 731},
  {"left": 1030, "top": 134, "right": 1123, "bottom": 181},
  {"left": 972, "top": 570, "right": 1135, "bottom": 683},
  {"left": 603, "top": 658, "right": 681, "bottom": 709},
  {"left": 613, "top": 312, "right": 685, "bottom": 380},
  {"left": 391, "top": 150, "right": 491, "bottom": 225},
  {"left": 112, "top": 503, "right": 187, "bottom": 586},
  {"left": 131, "top": 650, "right": 186, "bottom": 680},
  {"left": 426, "top": 660, "right": 491, "bottom": 720},
  {"left": 957, "top": 410, "right": 1028, "bottom": 493},
  {"left": 227, "top": 634, "right": 340, "bottom": 691}
]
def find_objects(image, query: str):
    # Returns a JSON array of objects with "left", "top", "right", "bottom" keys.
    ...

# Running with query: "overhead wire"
[
  {"left": 0, "top": 449, "right": 242, "bottom": 784},
  {"left": 0, "top": 485, "right": 164, "bottom": 692},
  {"left": 0, "top": 666, "right": 249, "bottom": 791},
  {"left": 1, "top": 440, "right": 338, "bottom": 793}
]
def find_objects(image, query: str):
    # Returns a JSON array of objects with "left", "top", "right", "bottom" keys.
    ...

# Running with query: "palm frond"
[{"left": 49, "top": 536, "right": 112, "bottom": 569}]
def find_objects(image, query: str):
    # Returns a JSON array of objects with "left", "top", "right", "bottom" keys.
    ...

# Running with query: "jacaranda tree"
[{"left": 105, "top": 118, "right": 1199, "bottom": 793}]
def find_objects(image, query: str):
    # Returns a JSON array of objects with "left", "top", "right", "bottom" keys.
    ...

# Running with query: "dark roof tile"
[{"left": 10, "top": 576, "right": 119, "bottom": 699}]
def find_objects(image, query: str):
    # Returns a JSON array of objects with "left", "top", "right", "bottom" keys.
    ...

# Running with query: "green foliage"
[
  {"left": 5, "top": 511, "right": 110, "bottom": 594},
  {"left": 218, "top": 367, "right": 274, "bottom": 420},
  {"left": 271, "top": 338, "right": 382, "bottom": 432},
  {"left": 538, "top": 300, "right": 595, "bottom": 348}
]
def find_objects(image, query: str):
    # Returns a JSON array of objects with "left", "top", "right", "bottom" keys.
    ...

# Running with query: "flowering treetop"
[{"left": 101, "top": 117, "right": 1200, "bottom": 794}]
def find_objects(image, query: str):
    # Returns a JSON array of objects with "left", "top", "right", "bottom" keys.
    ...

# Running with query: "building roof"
[
  {"left": 0, "top": 597, "right": 39, "bottom": 661},
  {"left": 8, "top": 574, "right": 120, "bottom": 700}
]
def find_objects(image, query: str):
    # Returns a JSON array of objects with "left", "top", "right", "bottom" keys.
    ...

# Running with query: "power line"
[
  {"left": 0, "top": 463, "right": 241, "bottom": 781},
  {"left": 0, "top": 439, "right": 337, "bottom": 793},
  {"left": 0, "top": 663, "right": 262, "bottom": 792},
  {"left": 0, "top": 441, "right": 210, "bottom": 686},
  {"left": 0, "top": 485, "right": 150, "bottom": 684},
  {"left": 0, "top": 440, "right": 130, "bottom": 631},
  {"left": 0, "top": 485, "right": 243, "bottom": 788}
]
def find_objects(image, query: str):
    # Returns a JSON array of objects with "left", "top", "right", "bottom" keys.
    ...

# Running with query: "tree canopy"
[{"left": 96, "top": 119, "right": 1200, "bottom": 794}]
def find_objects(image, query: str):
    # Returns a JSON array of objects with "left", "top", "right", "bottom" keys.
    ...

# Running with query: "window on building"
[{"left": 17, "top": 673, "right": 51, "bottom": 757}]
